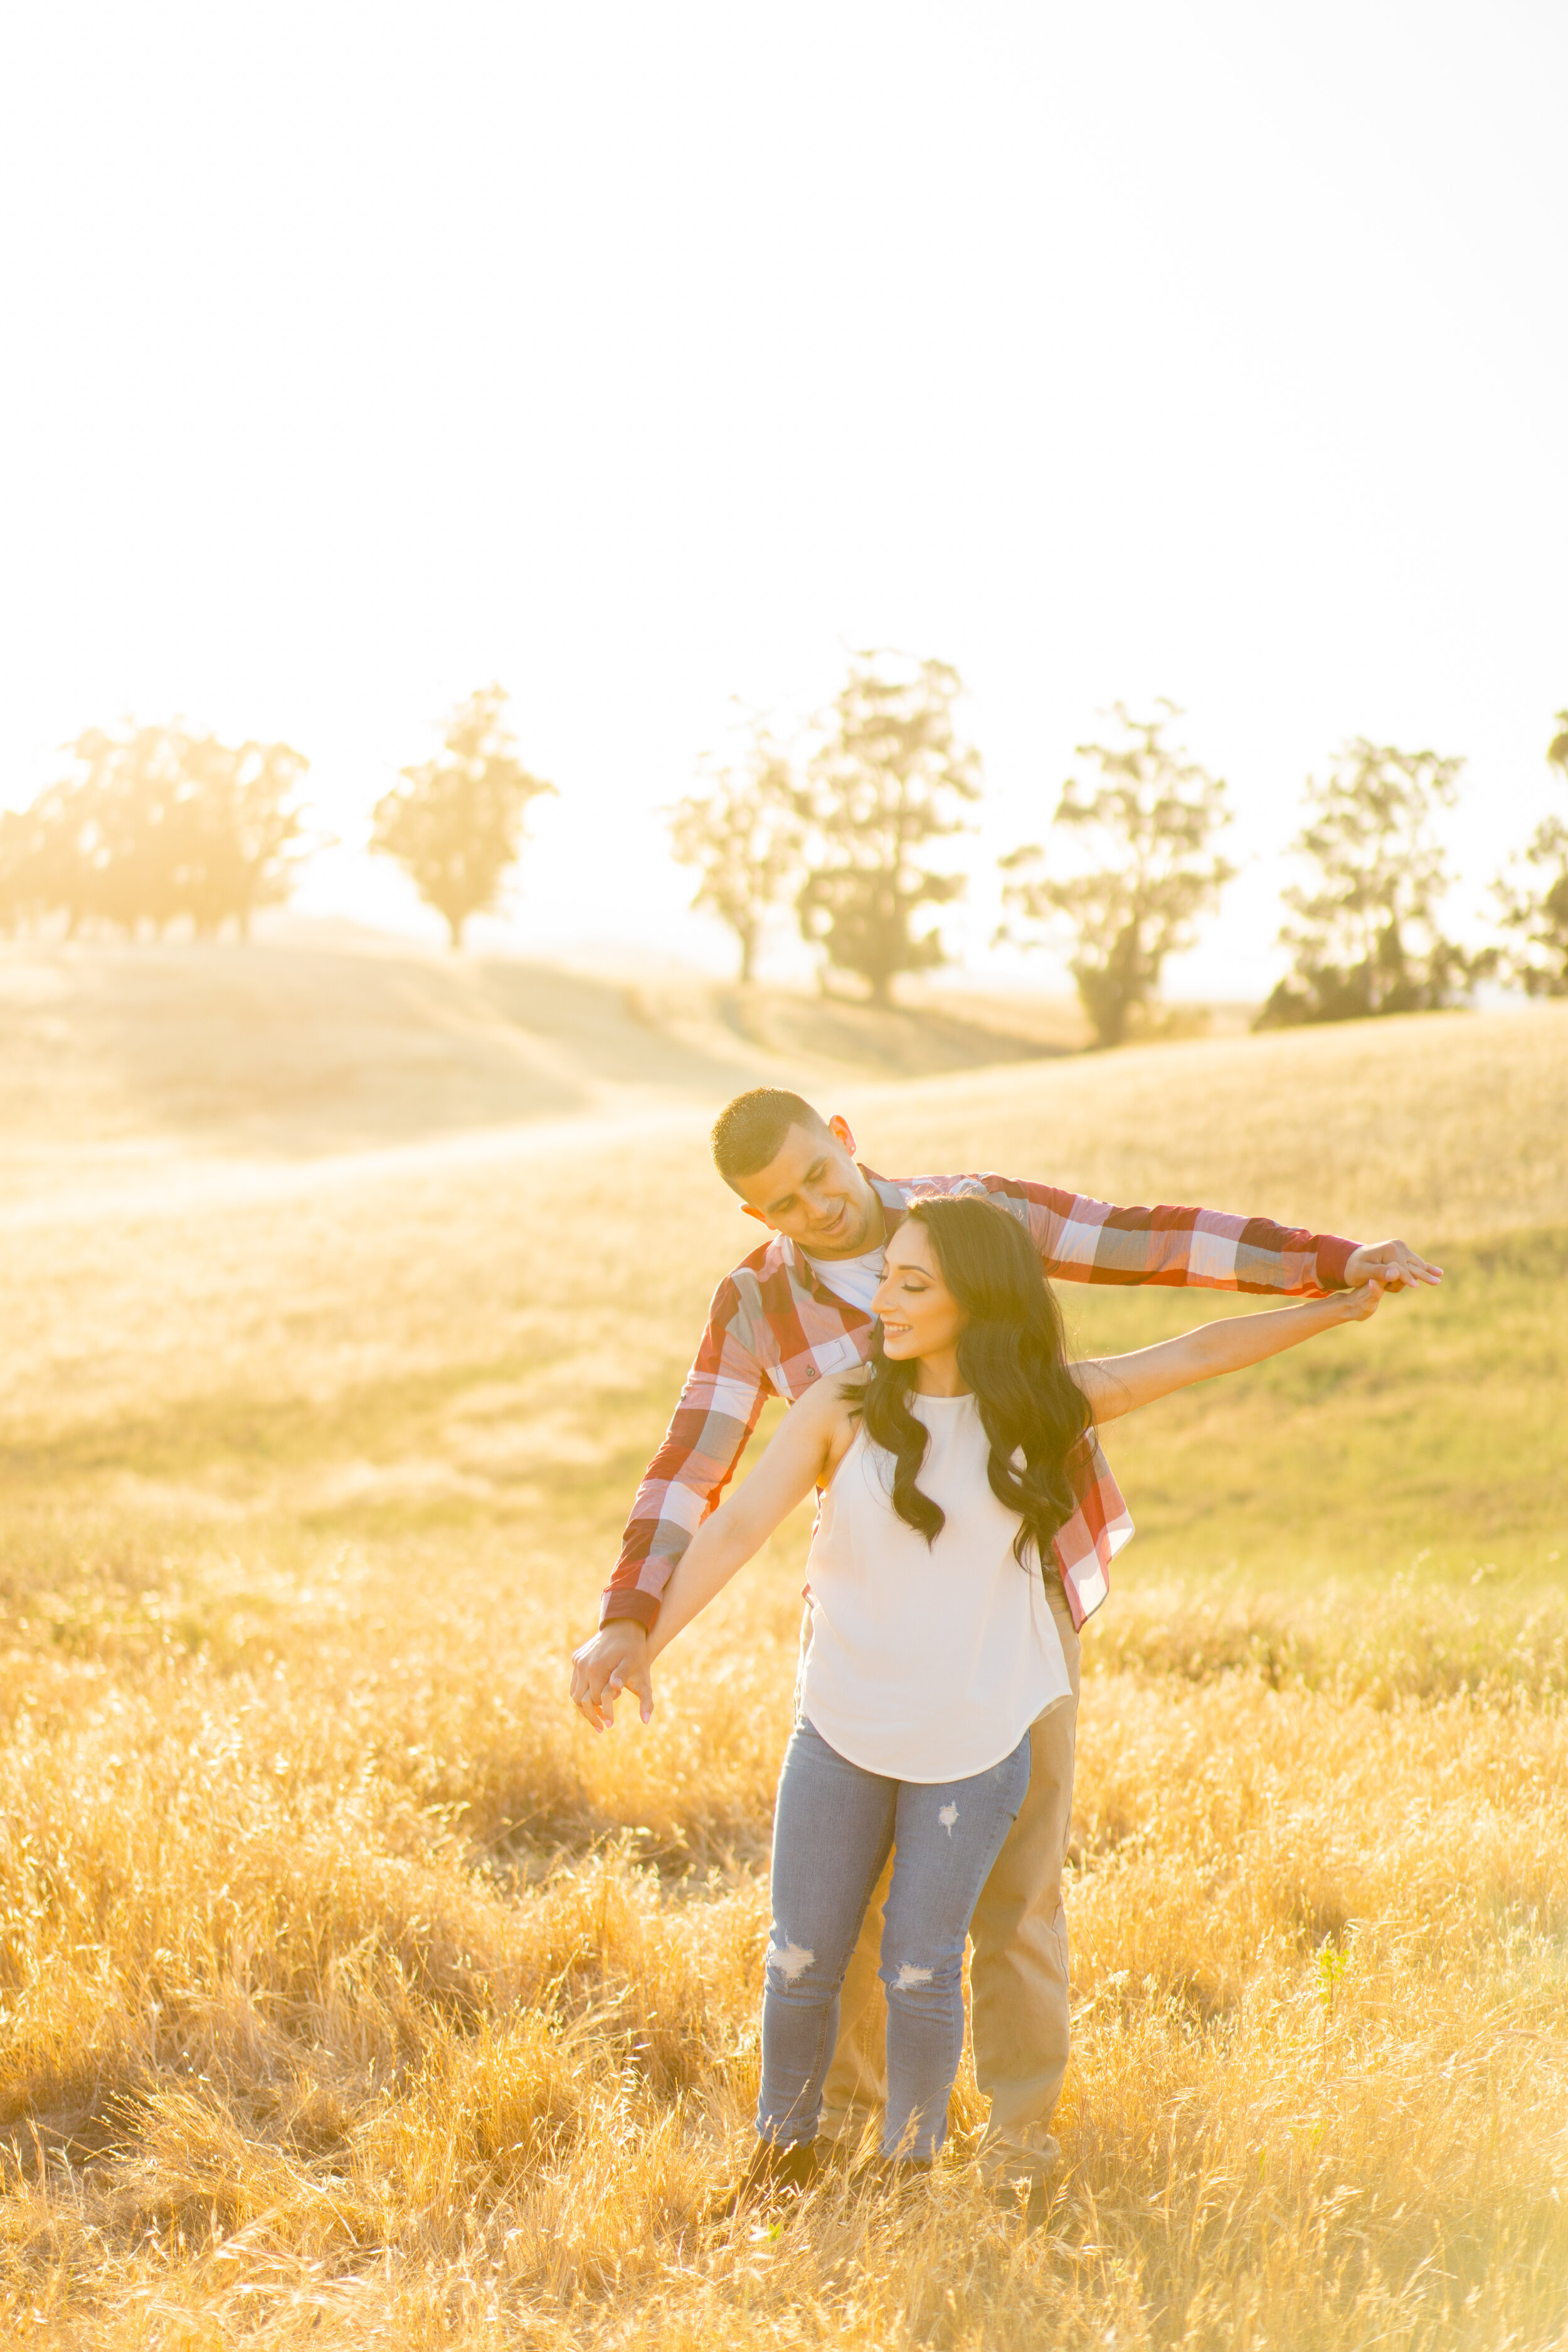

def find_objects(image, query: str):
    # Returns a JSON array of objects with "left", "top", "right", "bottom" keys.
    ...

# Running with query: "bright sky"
[{"left": 3, "top": 3, "right": 1565, "bottom": 998}]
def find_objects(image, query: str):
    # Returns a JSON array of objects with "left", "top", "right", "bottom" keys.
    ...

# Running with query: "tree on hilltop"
[
  {"left": 796, "top": 651, "right": 980, "bottom": 1008},
  {"left": 371, "top": 686, "right": 554, "bottom": 950},
  {"left": 0, "top": 807, "right": 47, "bottom": 936},
  {"left": 1, "top": 720, "right": 309, "bottom": 939},
  {"left": 39, "top": 724, "right": 192, "bottom": 936},
  {"left": 1257, "top": 741, "right": 1488, "bottom": 1028},
  {"left": 1491, "top": 709, "right": 1568, "bottom": 997},
  {"left": 1000, "top": 703, "right": 1234, "bottom": 1050},
  {"left": 666, "top": 719, "right": 803, "bottom": 983},
  {"left": 179, "top": 735, "right": 312, "bottom": 938}
]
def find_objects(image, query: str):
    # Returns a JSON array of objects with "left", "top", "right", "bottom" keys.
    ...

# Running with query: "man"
[{"left": 569, "top": 1087, "right": 1439, "bottom": 2191}]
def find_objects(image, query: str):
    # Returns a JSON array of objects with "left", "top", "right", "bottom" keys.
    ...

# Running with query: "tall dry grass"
[
  {"left": 1, "top": 998, "right": 1565, "bottom": 2345},
  {"left": 3, "top": 1549, "right": 1566, "bottom": 2348}
]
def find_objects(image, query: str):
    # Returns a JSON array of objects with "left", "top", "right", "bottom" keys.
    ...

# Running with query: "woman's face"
[{"left": 872, "top": 1219, "right": 968, "bottom": 1362}]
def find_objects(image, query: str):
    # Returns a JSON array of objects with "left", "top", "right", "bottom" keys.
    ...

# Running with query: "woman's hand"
[{"left": 1323, "top": 1276, "right": 1388, "bottom": 1324}]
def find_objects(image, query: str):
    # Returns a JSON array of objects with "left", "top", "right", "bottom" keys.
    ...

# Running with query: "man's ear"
[
  {"left": 827, "top": 1113, "right": 857, "bottom": 1156},
  {"left": 739, "top": 1202, "right": 769, "bottom": 1225}
]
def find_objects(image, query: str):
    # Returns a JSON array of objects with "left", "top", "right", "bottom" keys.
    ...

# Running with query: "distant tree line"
[
  {"left": 668, "top": 660, "right": 1568, "bottom": 1044},
  {"left": 0, "top": 688, "right": 551, "bottom": 954},
  {"left": 669, "top": 654, "right": 981, "bottom": 1010},
  {"left": 4, "top": 671, "right": 1565, "bottom": 1047}
]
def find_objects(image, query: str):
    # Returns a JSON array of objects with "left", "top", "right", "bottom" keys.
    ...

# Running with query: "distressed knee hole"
[
  {"left": 893, "top": 1962, "right": 934, "bottom": 1990},
  {"left": 937, "top": 1803, "right": 959, "bottom": 1835},
  {"left": 771, "top": 1941, "right": 815, "bottom": 1983}
]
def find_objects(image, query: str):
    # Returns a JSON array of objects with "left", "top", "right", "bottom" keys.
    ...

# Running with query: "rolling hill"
[{"left": 0, "top": 931, "right": 1086, "bottom": 1182}]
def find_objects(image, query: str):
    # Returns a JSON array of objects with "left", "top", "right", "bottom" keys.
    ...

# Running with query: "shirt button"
[{"left": 803, "top": 1367, "right": 818, "bottom": 1380}]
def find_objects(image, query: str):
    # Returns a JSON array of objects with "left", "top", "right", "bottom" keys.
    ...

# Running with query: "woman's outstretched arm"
[
  {"left": 569, "top": 1376, "right": 846, "bottom": 1731},
  {"left": 1074, "top": 1278, "right": 1390, "bottom": 1422}
]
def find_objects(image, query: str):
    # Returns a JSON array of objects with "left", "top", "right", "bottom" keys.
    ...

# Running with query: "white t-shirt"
[{"left": 803, "top": 1244, "right": 886, "bottom": 1313}]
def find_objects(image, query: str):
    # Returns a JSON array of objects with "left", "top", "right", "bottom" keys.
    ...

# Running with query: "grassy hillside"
[
  {"left": 0, "top": 934, "right": 1084, "bottom": 1187},
  {"left": 4, "top": 996, "right": 1561, "bottom": 1582},
  {"left": 862, "top": 1000, "right": 1568, "bottom": 1243},
  {"left": 0, "top": 985, "right": 1565, "bottom": 2346}
]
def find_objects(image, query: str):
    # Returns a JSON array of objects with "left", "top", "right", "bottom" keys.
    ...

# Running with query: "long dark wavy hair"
[{"left": 857, "top": 1194, "right": 1092, "bottom": 1567}]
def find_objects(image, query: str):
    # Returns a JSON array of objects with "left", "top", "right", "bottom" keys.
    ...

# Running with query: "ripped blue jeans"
[{"left": 758, "top": 1718, "right": 1031, "bottom": 2162}]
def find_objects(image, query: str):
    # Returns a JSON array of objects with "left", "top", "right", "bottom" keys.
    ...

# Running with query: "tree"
[
  {"left": 1256, "top": 740, "right": 1487, "bottom": 1029},
  {"left": 6, "top": 775, "right": 94, "bottom": 936},
  {"left": 795, "top": 651, "right": 980, "bottom": 1007},
  {"left": 665, "top": 720, "right": 803, "bottom": 983},
  {"left": 370, "top": 686, "right": 554, "bottom": 950},
  {"left": 999, "top": 703, "right": 1234, "bottom": 1050},
  {"left": 0, "top": 807, "right": 46, "bottom": 936},
  {"left": 1491, "top": 710, "right": 1568, "bottom": 997},
  {"left": 26, "top": 724, "right": 192, "bottom": 936},
  {"left": 8, "top": 721, "right": 309, "bottom": 939},
  {"left": 178, "top": 735, "right": 311, "bottom": 937}
]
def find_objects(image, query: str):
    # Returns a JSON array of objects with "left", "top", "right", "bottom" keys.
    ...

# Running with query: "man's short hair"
[{"left": 711, "top": 1088, "right": 829, "bottom": 1184}]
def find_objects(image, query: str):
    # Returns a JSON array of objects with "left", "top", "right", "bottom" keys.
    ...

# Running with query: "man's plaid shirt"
[{"left": 602, "top": 1169, "right": 1356, "bottom": 1634}]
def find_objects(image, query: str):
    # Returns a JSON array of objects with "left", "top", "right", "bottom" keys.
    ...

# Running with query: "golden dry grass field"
[{"left": 1, "top": 944, "right": 1565, "bottom": 2349}]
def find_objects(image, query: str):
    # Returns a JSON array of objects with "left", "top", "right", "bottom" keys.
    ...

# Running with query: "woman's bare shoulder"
[
  {"left": 777, "top": 1362, "right": 864, "bottom": 1440},
  {"left": 815, "top": 1363, "right": 870, "bottom": 1477}
]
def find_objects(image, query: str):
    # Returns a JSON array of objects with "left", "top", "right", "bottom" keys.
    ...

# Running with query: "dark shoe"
[
  {"left": 987, "top": 2168, "right": 1062, "bottom": 2233},
  {"left": 983, "top": 2132, "right": 1064, "bottom": 2223},
  {"left": 711, "top": 2137, "right": 820, "bottom": 2218}
]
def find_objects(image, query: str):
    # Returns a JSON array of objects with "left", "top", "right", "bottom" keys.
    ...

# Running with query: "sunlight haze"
[{"left": 3, "top": 1, "right": 1564, "bottom": 996}]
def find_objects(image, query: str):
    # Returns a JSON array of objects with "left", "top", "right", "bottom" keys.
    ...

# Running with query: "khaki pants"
[{"left": 817, "top": 1579, "right": 1081, "bottom": 2185}]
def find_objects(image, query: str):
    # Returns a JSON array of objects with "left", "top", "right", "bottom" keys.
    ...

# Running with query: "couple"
[{"left": 569, "top": 1089, "right": 1436, "bottom": 2200}]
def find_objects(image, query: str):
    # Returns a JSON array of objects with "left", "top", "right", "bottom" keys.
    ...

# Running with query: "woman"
[{"left": 631, "top": 1194, "right": 1386, "bottom": 2196}]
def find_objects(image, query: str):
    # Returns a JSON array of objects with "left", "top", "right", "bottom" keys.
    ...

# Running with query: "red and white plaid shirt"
[{"left": 602, "top": 1168, "right": 1355, "bottom": 1633}]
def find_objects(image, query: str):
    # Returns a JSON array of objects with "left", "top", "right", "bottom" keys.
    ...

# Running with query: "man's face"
[{"left": 730, "top": 1116, "right": 884, "bottom": 1258}]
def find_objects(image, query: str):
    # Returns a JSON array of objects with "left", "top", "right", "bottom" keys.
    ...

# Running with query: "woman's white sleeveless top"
[{"left": 798, "top": 1391, "right": 1071, "bottom": 1784}]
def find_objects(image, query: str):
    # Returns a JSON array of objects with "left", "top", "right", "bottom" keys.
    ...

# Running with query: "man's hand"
[
  {"left": 569, "top": 1620, "right": 654, "bottom": 1735},
  {"left": 1342, "top": 1239, "right": 1443, "bottom": 1292}
]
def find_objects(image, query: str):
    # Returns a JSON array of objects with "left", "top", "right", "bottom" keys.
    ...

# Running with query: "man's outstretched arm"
[
  {"left": 965, "top": 1173, "right": 1440, "bottom": 1296},
  {"left": 600, "top": 1279, "right": 771, "bottom": 1629},
  {"left": 571, "top": 1277, "right": 772, "bottom": 1730}
]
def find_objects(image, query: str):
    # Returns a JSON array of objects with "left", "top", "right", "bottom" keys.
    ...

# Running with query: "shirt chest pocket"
[{"left": 774, "top": 1331, "right": 867, "bottom": 1399}]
